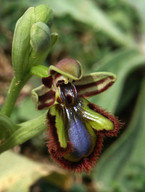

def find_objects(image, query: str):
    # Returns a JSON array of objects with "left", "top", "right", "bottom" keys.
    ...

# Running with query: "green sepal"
[
  {"left": 29, "top": 32, "right": 58, "bottom": 69},
  {"left": 80, "top": 98, "right": 114, "bottom": 131},
  {"left": 49, "top": 58, "right": 82, "bottom": 80},
  {"left": 74, "top": 72, "right": 116, "bottom": 97},
  {"left": 48, "top": 105, "right": 68, "bottom": 148},
  {"left": 31, "top": 65, "right": 49, "bottom": 78},
  {"left": 34, "top": 4, "right": 53, "bottom": 26}
]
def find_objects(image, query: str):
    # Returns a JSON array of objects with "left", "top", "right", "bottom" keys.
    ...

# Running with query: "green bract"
[{"left": 12, "top": 4, "right": 56, "bottom": 80}]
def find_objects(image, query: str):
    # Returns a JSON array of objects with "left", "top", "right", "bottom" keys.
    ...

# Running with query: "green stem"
[{"left": 1, "top": 75, "right": 31, "bottom": 117}]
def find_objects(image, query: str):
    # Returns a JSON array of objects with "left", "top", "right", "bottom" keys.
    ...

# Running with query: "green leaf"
[
  {"left": 92, "top": 75, "right": 145, "bottom": 192},
  {"left": 0, "top": 151, "right": 48, "bottom": 192},
  {"left": 70, "top": 184, "right": 87, "bottom": 192},
  {"left": 0, "top": 113, "right": 18, "bottom": 141},
  {"left": 123, "top": 0, "right": 145, "bottom": 33},
  {"left": 0, "top": 114, "right": 47, "bottom": 153},
  {"left": 90, "top": 49, "right": 145, "bottom": 113},
  {"left": 0, "top": 151, "right": 72, "bottom": 192}
]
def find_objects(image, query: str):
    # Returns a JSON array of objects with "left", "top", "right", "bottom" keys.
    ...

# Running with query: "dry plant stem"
[{"left": 1, "top": 75, "right": 31, "bottom": 117}]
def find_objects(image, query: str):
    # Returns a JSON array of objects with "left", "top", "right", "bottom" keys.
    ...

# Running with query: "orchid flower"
[{"left": 32, "top": 58, "right": 122, "bottom": 173}]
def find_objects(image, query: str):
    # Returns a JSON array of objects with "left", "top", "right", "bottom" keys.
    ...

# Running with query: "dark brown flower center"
[{"left": 59, "top": 83, "right": 78, "bottom": 107}]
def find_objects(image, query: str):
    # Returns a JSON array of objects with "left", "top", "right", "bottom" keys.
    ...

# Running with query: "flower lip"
[
  {"left": 64, "top": 109, "right": 94, "bottom": 161},
  {"left": 46, "top": 107, "right": 104, "bottom": 173}
]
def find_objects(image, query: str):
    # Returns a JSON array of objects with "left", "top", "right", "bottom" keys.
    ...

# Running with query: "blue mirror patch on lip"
[{"left": 68, "top": 113, "right": 92, "bottom": 158}]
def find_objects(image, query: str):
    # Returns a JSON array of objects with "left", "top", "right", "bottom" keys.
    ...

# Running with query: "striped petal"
[
  {"left": 76, "top": 98, "right": 122, "bottom": 136},
  {"left": 49, "top": 58, "right": 82, "bottom": 80},
  {"left": 74, "top": 72, "right": 116, "bottom": 97},
  {"left": 32, "top": 85, "right": 55, "bottom": 110}
]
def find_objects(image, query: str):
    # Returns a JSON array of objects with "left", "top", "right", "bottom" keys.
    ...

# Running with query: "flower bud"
[
  {"left": 12, "top": 5, "right": 54, "bottom": 80},
  {"left": 30, "top": 22, "right": 51, "bottom": 53},
  {"left": 29, "top": 22, "right": 51, "bottom": 67}
]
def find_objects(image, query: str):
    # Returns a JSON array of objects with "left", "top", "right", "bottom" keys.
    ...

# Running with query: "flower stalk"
[{"left": 1, "top": 75, "right": 30, "bottom": 117}]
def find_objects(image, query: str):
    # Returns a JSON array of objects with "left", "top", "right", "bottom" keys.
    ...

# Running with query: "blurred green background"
[{"left": 0, "top": 0, "right": 145, "bottom": 191}]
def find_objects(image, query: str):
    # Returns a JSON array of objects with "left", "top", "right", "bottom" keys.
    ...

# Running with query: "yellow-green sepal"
[
  {"left": 48, "top": 105, "right": 68, "bottom": 148},
  {"left": 79, "top": 98, "right": 114, "bottom": 131}
]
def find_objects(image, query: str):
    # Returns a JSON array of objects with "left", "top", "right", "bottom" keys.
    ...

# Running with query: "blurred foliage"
[
  {"left": 0, "top": 0, "right": 145, "bottom": 191},
  {"left": 0, "top": 151, "right": 73, "bottom": 192}
]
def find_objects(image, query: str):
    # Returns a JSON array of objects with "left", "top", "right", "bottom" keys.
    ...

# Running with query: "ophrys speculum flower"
[{"left": 32, "top": 58, "right": 122, "bottom": 173}]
